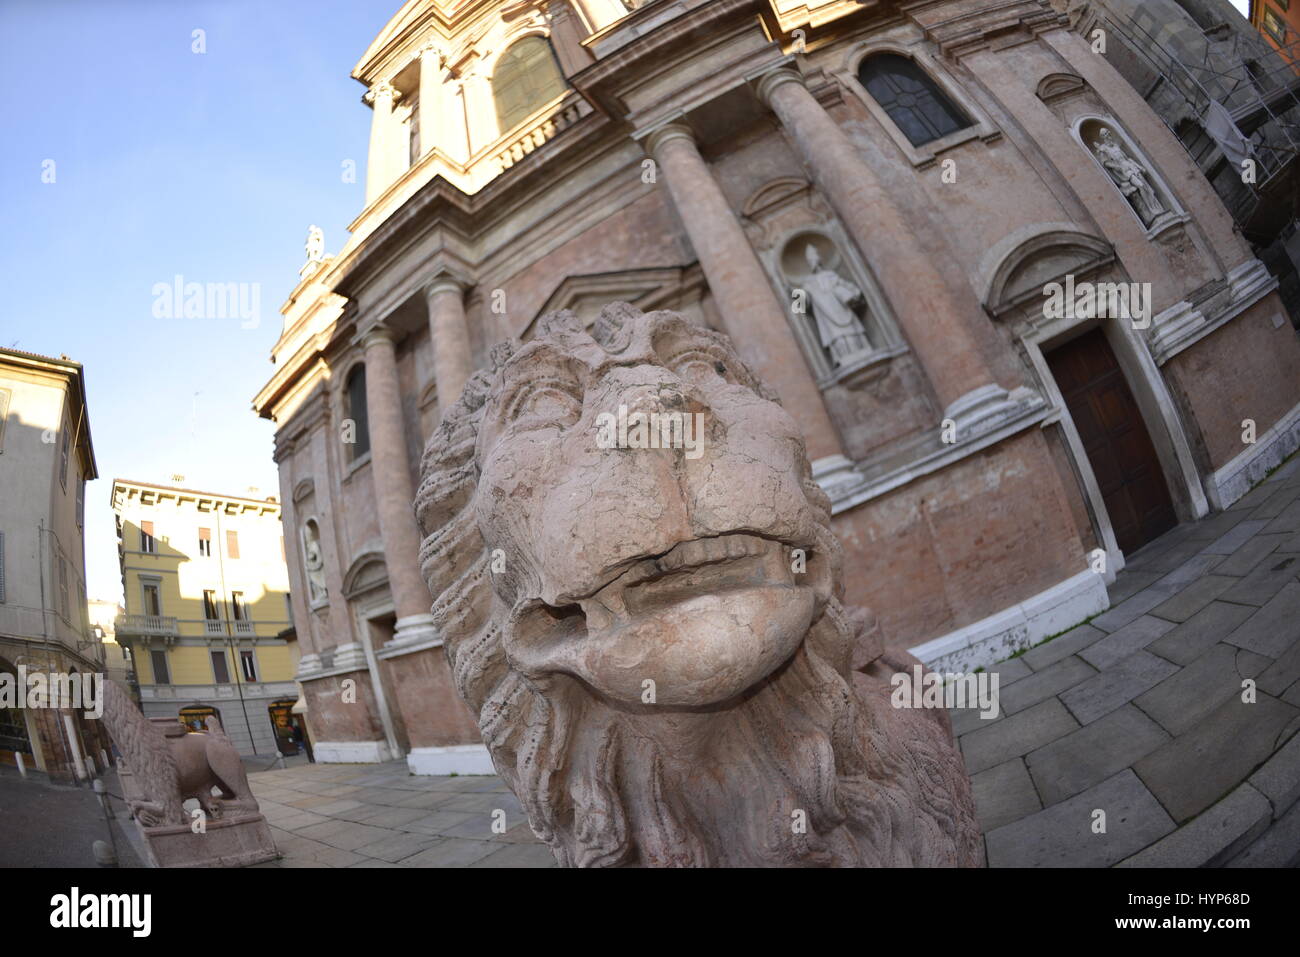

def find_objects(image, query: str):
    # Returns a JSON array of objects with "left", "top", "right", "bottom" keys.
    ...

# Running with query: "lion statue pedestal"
[
  {"left": 416, "top": 303, "right": 982, "bottom": 867},
  {"left": 102, "top": 683, "right": 278, "bottom": 868}
]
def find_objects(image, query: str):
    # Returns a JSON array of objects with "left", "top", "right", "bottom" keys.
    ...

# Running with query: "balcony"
[
  {"left": 114, "top": 614, "right": 179, "bottom": 638},
  {"left": 204, "top": 620, "right": 224, "bottom": 636},
  {"left": 233, "top": 620, "right": 254, "bottom": 636}
]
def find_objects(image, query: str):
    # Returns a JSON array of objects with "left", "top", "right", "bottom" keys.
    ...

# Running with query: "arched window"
[
  {"left": 857, "top": 53, "right": 971, "bottom": 148},
  {"left": 345, "top": 365, "right": 371, "bottom": 460},
  {"left": 492, "top": 37, "right": 566, "bottom": 133}
]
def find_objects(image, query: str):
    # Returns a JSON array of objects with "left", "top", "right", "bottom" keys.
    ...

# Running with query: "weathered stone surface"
[
  {"left": 1026, "top": 705, "right": 1170, "bottom": 806},
  {"left": 1020, "top": 625, "right": 1107, "bottom": 671},
  {"left": 1135, "top": 693, "right": 1300, "bottom": 823},
  {"left": 1225, "top": 582, "right": 1300, "bottom": 658},
  {"left": 1200, "top": 519, "right": 1271, "bottom": 555},
  {"left": 1000, "top": 655, "right": 1096, "bottom": 716},
  {"left": 414, "top": 306, "right": 981, "bottom": 867},
  {"left": 1247, "top": 727, "right": 1300, "bottom": 816},
  {"left": 1060, "top": 651, "right": 1178, "bottom": 725},
  {"left": 1147, "top": 575, "right": 1237, "bottom": 622},
  {"left": 1117, "top": 783, "right": 1272, "bottom": 868},
  {"left": 962, "top": 698, "right": 1080, "bottom": 775},
  {"left": 1080, "top": 615, "right": 1177, "bottom": 670},
  {"left": 1226, "top": 798, "right": 1300, "bottom": 867},
  {"left": 1220, "top": 555, "right": 1300, "bottom": 606},
  {"left": 984, "top": 770, "right": 1174, "bottom": 868},
  {"left": 1089, "top": 585, "right": 1182, "bottom": 634},
  {"left": 1135, "top": 643, "right": 1273, "bottom": 736},
  {"left": 970, "top": 759, "right": 1041, "bottom": 833},
  {"left": 1146, "top": 600, "right": 1258, "bottom": 665},
  {"left": 1258, "top": 637, "right": 1300, "bottom": 697},
  {"left": 1210, "top": 533, "right": 1289, "bottom": 577}
]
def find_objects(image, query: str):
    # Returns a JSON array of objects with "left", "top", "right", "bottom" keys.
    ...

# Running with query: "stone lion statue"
[{"left": 416, "top": 303, "right": 981, "bottom": 867}]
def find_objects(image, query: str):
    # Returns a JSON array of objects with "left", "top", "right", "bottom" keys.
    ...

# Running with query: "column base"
[
  {"left": 406, "top": 743, "right": 496, "bottom": 776},
  {"left": 811, "top": 454, "right": 860, "bottom": 495},
  {"left": 313, "top": 740, "right": 394, "bottom": 764},
  {"left": 378, "top": 614, "right": 443, "bottom": 658},
  {"left": 944, "top": 384, "right": 1046, "bottom": 444},
  {"left": 330, "top": 642, "right": 368, "bottom": 672}
]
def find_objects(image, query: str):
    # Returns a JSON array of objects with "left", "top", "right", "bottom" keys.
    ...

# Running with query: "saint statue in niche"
[
  {"left": 1092, "top": 127, "right": 1166, "bottom": 226},
  {"left": 303, "top": 523, "right": 327, "bottom": 603},
  {"left": 305, "top": 225, "right": 325, "bottom": 264},
  {"left": 800, "top": 243, "right": 872, "bottom": 367}
]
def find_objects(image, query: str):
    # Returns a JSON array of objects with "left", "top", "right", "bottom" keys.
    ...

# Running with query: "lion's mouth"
[{"left": 577, "top": 533, "right": 807, "bottom": 631}]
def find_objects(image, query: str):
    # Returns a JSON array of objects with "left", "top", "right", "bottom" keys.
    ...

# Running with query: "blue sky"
[{"left": 0, "top": 0, "right": 401, "bottom": 603}]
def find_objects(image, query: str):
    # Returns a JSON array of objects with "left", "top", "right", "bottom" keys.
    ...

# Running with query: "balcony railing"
[
  {"left": 115, "top": 614, "right": 180, "bottom": 637},
  {"left": 491, "top": 92, "right": 591, "bottom": 173},
  {"left": 233, "top": 620, "right": 254, "bottom": 635},
  {"left": 204, "top": 620, "right": 224, "bottom": 635}
]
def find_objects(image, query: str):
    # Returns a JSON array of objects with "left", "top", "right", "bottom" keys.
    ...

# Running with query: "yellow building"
[{"left": 111, "top": 479, "right": 302, "bottom": 755}]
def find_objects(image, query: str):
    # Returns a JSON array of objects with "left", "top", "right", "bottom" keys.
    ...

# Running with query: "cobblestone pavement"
[
  {"left": 247, "top": 762, "right": 552, "bottom": 868},
  {"left": 0, "top": 765, "right": 143, "bottom": 868},
  {"left": 953, "top": 453, "right": 1300, "bottom": 867},
  {"left": 249, "top": 456, "right": 1300, "bottom": 868}
]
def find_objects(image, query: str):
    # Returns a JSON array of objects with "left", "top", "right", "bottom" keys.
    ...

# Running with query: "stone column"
[
  {"left": 365, "top": 81, "right": 402, "bottom": 205},
  {"left": 756, "top": 68, "right": 1024, "bottom": 433},
  {"left": 462, "top": 71, "right": 498, "bottom": 156},
  {"left": 359, "top": 324, "right": 438, "bottom": 646},
  {"left": 646, "top": 122, "right": 844, "bottom": 462},
  {"left": 424, "top": 278, "right": 475, "bottom": 416}
]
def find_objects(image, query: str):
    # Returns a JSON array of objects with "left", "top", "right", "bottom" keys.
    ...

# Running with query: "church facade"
[{"left": 254, "top": 0, "right": 1300, "bottom": 772}]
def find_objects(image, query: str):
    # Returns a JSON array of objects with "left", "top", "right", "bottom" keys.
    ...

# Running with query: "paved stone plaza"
[
  {"left": 956, "top": 453, "right": 1300, "bottom": 868},
  {"left": 248, "top": 455, "right": 1300, "bottom": 868}
]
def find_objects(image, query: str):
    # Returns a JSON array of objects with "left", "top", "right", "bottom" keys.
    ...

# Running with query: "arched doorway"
[
  {"left": 178, "top": 704, "right": 223, "bottom": 734},
  {"left": 0, "top": 656, "right": 34, "bottom": 767},
  {"left": 268, "top": 698, "right": 309, "bottom": 758}
]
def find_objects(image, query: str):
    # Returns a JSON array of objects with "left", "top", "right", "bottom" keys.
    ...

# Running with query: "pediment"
[
  {"left": 982, "top": 227, "right": 1115, "bottom": 319},
  {"left": 522, "top": 267, "right": 691, "bottom": 339},
  {"left": 1036, "top": 72, "right": 1087, "bottom": 104}
]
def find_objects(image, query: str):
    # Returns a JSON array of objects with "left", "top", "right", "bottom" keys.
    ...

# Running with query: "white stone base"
[
  {"left": 406, "top": 744, "right": 496, "bottom": 776},
  {"left": 1204, "top": 398, "right": 1300, "bottom": 510},
  {"left": 909, "top": 569, "right": 1110, "bottom": 675},
  {"left": 312, "top": 740, "right": 393, "bottom": 764}
]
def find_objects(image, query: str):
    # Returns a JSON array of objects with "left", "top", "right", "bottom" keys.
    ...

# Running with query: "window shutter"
[
  {"left": 227, "top": 530, "right": 239, "bottom": 559},
  {"left": 199, "top": 527, "right": 210, "bottom": 541}
]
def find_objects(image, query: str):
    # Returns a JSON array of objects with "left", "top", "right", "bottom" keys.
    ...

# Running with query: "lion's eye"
[
  {"left": 505, "top": 380, "right": 583, "bottom": 428},
  {"left": 670, "top": 350, "right": 732, "bottom": 387}
]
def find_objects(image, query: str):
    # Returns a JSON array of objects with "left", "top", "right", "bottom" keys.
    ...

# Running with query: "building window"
[
  {"left": 198, "top": 527, "right": 211, "bottom": 557},
  {"left": 203, "top": 589, "right": 219, "bottom": 621},
  {"left": 231, "top": 591, "right": 247, "bottom": 621},
  {"left": 344, "top": 365, "right": 371, "bottom": 460},
  {"left": 407, "top": 93, "right": 421, "bottom": 166},
  {"left": 492, "top": 37, "right": 566, "bottom": 134},
  {"left": 857, "top": 53, "right": 971, "bottom": 148},
  {"left": 1264, "top": 7, "right": 1287, "bottom": 42},
  {"left": 240, "top": 649, "right": 258, "bottom": 682},
  {"left": 226, "top": 529, "right": 240, "bottom": 560},
  {"left": 211, "top": 650, "right": 231, "bottom": 684},
  {"left": 58, "top": 416, "right": 70, "bottom": 490},
  {"left": 57, "top": 557, "right": 69, "bottom": 620},
  {"left": 140, "top": 521, "right": 156, "bottom": 554},
  {"left": 76, "top": 475, "right": 84, "bottom": 531},
  {"left": 142, "top": 582, "right": 162, "bottom": 617},
  {"left": 150, "top": 649, "right": 170, "bottom": 685}
]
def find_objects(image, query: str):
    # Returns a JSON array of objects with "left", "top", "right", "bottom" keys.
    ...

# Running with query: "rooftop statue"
[{"left": 416, "top": 304, "right": 981, "bottom": 867}]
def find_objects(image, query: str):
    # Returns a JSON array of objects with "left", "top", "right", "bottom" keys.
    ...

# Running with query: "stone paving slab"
[
  {"left": 1146, "top": 575, "right": 1237, "bottom": 622},
  {"left": 999, "top": 655, "right": 1096, "bottom": 717},
  {"left": 1088, "top": 585, "right": 1181, "bottom": 634},
  {"left": 1224, "top": 581, "right": 1300, "bottom": 658},
  {"left": 1226, "top": 798, "right": 1300, "bottom": 867},
  {"left": 1134, "top": 693, "right": 1299, "bottom": 823},
  {"left": 1211, "top": 533, "right": 1289, "bottom": 576},
  {"left": 1025, "top": 705, "right": 1170, "bottom": 806},
  {"left": 1247, "top": 724, "right": 1300, "bottom": 815},
  {"left": 1019, "top": 624, "right": 1107, "bottom": 671},
  {"left": 960, "top": 698, "right": 1080, "bottom": 775},
  {"left": 970, "top": 758, "right": 1042, "bottom": 833},
  {"left": 1134, "top": 643, "right": 1273, "bottom": 736},
  {"left": 1116, "top": 783, "right": 1272, "bottom": 868},
  {"left": 1146, "top": 600, "right": 1258, "bottom": 665},
  {"left": 1059, "top": 651, "right": 1178, "bottom": 725},
  {"left": 984, "top": 770, "right": 1175, "bottom": 868},
  {"left": 1079, "top": 615, "right": 1177, "bottom": 670},
  {"left": 1220, "top": 554, "right": 1300, "bottom": 606}
]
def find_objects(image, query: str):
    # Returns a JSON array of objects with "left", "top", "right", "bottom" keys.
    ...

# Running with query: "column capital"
[
  {"left": 358, "top": 323, "right": 395, "bottom": 350},
  {"left": 753, "top": 67, "right": 806, "bottom": 108},
  {"left": 643, "top": 121, "right": 697, "bottom": 159},
  {"left": 424, "top": 274, "right": 468, "bottom": 300}
]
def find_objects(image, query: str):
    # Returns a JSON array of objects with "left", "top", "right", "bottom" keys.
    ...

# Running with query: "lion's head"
[{"left": 416, "top": 304, "right": 980, "bottom": 867}]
